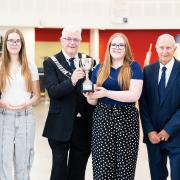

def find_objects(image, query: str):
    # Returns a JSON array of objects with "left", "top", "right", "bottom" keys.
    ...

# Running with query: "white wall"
[
  {"left": 0, "top": 0, "right": 180, "bottom": 29},
  {"left": 1, "top": 0, "right": 180, "bottom": 63}
]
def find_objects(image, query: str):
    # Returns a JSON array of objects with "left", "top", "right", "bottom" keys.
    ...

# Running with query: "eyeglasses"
[
  {"left": 7, "top": 39, "right": 21, "bottom": 45},
  {"left": 110, "top": 43, "right": 126, "bottom": 49},
  {"left": 63, "top": 37, "right": 80, "bottom": 43}
]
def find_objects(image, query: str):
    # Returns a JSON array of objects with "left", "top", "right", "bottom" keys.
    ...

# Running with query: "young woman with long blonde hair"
[
  {"left": 86, "top": 33, "right": 143, "bottom": 180},
  {"left": 0, "top": 28, "right": 40, "bottom": 180}
]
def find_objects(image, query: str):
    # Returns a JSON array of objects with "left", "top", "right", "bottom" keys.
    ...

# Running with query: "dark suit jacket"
[
  {"left": 42, "top": 51, "right": 94, "bottom": 142},
  {"left": 140, "top": 59, "right": 180, "bottom": 147}
]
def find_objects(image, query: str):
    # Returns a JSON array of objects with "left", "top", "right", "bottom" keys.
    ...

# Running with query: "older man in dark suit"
[
  {"left": 42, "top": 27, "right": 94, "bottom": 180},
  {"left": 140, "top": 34, "right": 180, "bottom": 180}
]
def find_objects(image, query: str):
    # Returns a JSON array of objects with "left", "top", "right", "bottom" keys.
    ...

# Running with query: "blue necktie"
[
  {"left": 69, "top": 58, "right": 75, "bottom": 70},
  {"left": 158, "top": 66, "right": 167, "bottom": 103}
]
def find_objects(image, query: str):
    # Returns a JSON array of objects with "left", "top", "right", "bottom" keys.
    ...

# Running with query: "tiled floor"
[{"left": 30, "top": 99, "right": 170, "bottom": 180}]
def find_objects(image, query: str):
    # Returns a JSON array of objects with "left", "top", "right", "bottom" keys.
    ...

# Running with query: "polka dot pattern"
[{"left": 92, "top": 103, "right": 139, "bottom": 180}]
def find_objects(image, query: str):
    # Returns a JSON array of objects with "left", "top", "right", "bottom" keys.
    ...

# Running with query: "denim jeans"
[{"left": 0, "top": 108, "right": 36, "bottom": 180}]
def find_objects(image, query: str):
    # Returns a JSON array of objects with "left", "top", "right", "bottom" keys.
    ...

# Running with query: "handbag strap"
[{"left": 50, "top": 56, "right": 72, "bottom": 78}]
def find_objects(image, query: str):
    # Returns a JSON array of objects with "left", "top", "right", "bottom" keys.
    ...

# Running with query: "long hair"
[
  {"left": 0, "top": 28, "right": 32, "bottom": 92},
  {"left": 96, "top": 33, "right": 133, "bottom": 90}
]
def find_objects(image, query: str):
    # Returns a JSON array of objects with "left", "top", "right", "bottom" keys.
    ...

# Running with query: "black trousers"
[{"left": 48, "top": 117, "right": 91, "bottom": 180}]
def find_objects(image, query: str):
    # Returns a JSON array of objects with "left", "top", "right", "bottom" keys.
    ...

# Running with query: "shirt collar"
[
  {"left": 159, "top": 57, "right": 174, "bottom": 71},
  {"left": 62, "top": 49, "right": 78, "bottom": 61}
]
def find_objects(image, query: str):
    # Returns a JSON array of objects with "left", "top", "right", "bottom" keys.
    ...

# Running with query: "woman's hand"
[
  {"left": 90, "top": 86, "right": 108, "bottom": 99},
  {"left": 0, "top": 100, "right": 29, "bottom": 111},
  {"left": 11, "top": 103, "right": 28, "bottom": 111},
  {"left": 1, "top": 101, "right": 16, "bottom": 110},
  {"left": 83, "top": 92, "right": 95, "bottom": 99},
  {"left": 83, "top": 92, "right": 98, "bottom": 105},
  {"left": 0, "top": 100, "right": 24, "bottom": 111}
]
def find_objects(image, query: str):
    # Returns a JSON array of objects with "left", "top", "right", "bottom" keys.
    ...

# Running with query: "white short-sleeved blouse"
[{"left": 1, "top": 62, "right": 39, "bottom": 106}]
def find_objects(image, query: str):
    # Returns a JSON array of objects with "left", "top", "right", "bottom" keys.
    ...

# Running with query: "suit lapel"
[
  {"left": 55, "top": 52, "right": 84, "bottom": 91},
  {"left": 56, "top": 51, "right": 73, "bottom": 73},
  {"left": 160, "top": 60, "right": 179, "bottom": 105},
  {"left": 152, "top": 62, "right": 160, "bottom": 104}
]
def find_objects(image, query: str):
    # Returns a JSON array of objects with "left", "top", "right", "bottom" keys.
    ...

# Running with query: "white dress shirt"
[
  {"left": 158, "top": 58, "right": 174, "bottom": 87},
  {"left": 62, "top": 49, "right": 80, "bottom": 69}
]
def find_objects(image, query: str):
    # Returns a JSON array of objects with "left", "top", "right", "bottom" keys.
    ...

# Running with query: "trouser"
[
  {"left": 146, "top": 143, "right": 180, "bottom": 180},
  {"left": 92, "top": 103, "right": 139, "bottom": 180},
  {"left": 48, "top": 116, "right": 91, "bottom": 180},
  {"left": 0, "top": 108, "right": 36, "bottom": 180}
]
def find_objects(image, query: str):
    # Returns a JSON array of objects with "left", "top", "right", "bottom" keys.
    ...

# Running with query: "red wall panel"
[
  {"left": 99, "top": 30, "right": 180, "bottom": 67},
  {"left": 35, "top": 28, "right": 90, "bottom": 42},
  {"left": 35, "top": 28, "right": 180, "bottom": 67}
]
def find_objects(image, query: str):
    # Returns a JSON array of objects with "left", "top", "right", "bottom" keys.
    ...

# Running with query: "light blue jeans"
[{"left": 0, "top": 108, "right": 36, "bottom": 180}]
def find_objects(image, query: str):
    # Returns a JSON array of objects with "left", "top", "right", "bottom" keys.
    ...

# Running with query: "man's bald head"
[
  {"left": 156, "top": 34, "right": 176, "bottom": 48},
  {"left": 155, "top": 34, "right": 176, "bottom": 65}
]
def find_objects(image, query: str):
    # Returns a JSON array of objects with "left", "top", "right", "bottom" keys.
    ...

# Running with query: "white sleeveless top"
[{"left": 1, "top": 62, "right": 39, "bottom": 106}]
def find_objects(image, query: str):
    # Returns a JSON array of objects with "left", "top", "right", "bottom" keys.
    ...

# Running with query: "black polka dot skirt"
[{"left": 92, "top": 103, "right": 139, "bottom": 180}]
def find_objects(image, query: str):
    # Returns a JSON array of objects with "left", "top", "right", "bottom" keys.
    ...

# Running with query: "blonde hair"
[
  {"left": 0, "top": 28, "right": 32, "bottom": 92},
  {"left": 96, "top": 33, "right": 133, "bottom": 90}
]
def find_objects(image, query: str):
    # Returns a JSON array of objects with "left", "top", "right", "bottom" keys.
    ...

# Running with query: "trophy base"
[{"left": 81, "top": 83, "right": 94, "bottom": 93}]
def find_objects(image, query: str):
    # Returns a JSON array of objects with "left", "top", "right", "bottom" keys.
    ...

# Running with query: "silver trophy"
[{"left": 80, "top": 57, "right": 94, "bottom": 93}]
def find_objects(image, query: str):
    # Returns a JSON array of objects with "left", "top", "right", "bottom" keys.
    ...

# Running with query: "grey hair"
[
  {"left": 156, "top": 34, "right": 176, "bottom": 47},
  {"left": 61, "top": 26, "right": 82, "bottom": 40}
]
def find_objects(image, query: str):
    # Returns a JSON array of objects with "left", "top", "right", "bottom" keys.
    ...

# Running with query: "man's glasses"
[
  {"left": 110, "top": 43, "right": 126, "bottom": 50},
  {"left": 63, "top": 37, "right": 80, "bottom": 43},
  {"left": 7, "top": 39, "right": 21, "bottom": 45}
]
